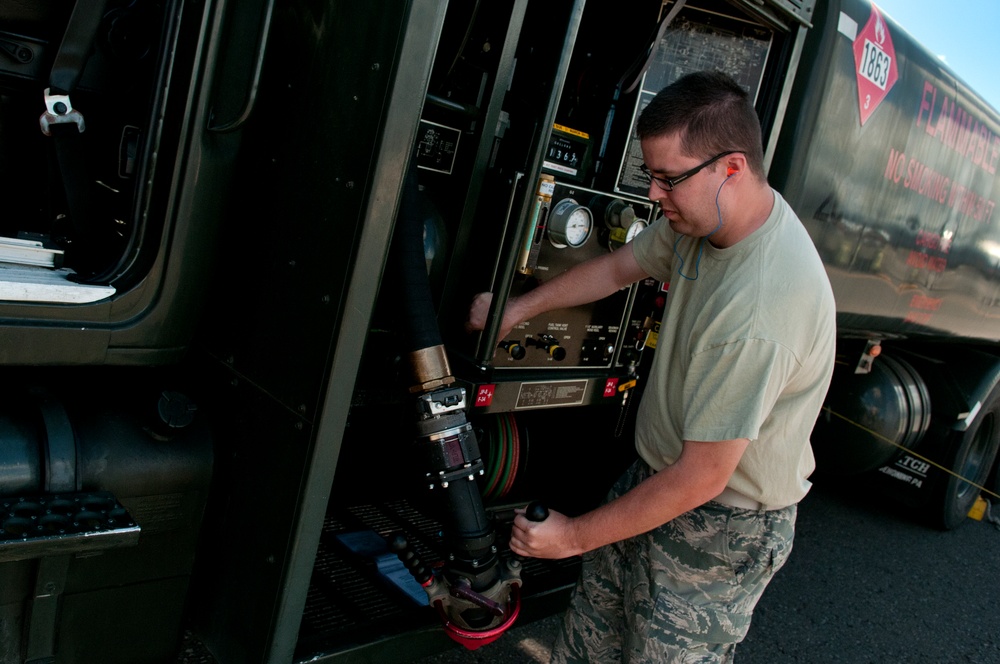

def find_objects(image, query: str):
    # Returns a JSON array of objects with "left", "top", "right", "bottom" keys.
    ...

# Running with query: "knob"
[
  {"left": 530, "top": 334, "right": 566, "bottom": 361},
  {"left": 499, "top": 340, "right": 526, "bottom": 360},
  {"left": 524, "top": 501, "right": 549, "bottom": 522}
]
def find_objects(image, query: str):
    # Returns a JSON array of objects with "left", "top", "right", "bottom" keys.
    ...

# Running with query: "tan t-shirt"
[{"left": 630, "top": 190, "right": 835, "bottom": 508}]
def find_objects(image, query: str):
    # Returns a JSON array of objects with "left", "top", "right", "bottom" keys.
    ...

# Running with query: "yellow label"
[
  {"left": 553, "top": 123, "right": 589, "bottom": 139},
  {"left": 645, "top": 321, "right": 660, "bottom": 350}
]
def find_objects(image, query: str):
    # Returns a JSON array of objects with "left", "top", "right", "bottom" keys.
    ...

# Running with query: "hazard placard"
[{"left": 853, "top": 3, "right": 898, "bottom": 125}]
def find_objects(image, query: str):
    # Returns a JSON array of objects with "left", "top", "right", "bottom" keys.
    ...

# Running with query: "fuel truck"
[{"left": 0, "top": 0, "right": 998, "bottom": 662}]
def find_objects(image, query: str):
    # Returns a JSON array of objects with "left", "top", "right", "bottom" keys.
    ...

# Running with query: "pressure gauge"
[
  {"left": 548, "top": 198, "right": 593, "bottom": 248},
  {"left": 625, "top": 219, "right": 647, "bottom": 242},
  {"left": 607, "top": 217, "right": 648, "bottom": 251}
]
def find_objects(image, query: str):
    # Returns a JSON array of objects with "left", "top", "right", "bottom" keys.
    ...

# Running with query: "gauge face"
[
  {"left": 608, "top": 217, "right": 648, "bottom": 251},
  {"left": 549, "top": 198, "right": 593, "bottom": 248},
  {"left": 625, "top": 219, "right": 647, "bottom": 242}
]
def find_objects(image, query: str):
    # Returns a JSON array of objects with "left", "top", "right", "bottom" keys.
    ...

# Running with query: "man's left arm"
[{"left": 508, "top": 437, "right": 750, "bottom": 559}]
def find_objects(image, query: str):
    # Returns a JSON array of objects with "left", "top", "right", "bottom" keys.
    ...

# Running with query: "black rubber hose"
[{"left": 395, "top": 164, "right": 443, "bottom": 353}]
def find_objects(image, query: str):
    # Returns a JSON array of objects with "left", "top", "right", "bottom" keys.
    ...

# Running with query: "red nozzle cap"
[{"left": 435, "top": 585, "right": 522, "bottom": 650}]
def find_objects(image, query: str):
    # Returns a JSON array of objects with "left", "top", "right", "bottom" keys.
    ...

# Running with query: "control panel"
[{"left": 493, "top": 178, "right": 655, "bottom": 371}]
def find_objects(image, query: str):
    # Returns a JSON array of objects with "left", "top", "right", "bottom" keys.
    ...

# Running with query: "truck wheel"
[
  {"left": 986, "top": 442, "right": 1000, "bottom": 510},
  {"left": 936, "top": 397, "right": 1000, "bottom": 530}
]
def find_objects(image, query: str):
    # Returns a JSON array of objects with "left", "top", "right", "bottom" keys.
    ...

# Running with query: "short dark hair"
[{"left": 636, "top": 71, "right": 765, "bottom": 176}]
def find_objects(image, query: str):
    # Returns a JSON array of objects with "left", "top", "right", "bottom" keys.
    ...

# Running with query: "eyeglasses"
[{"left": 640, "top": 151, "right": 739, "bottom": 191}]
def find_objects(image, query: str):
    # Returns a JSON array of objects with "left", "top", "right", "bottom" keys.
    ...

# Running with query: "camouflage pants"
[{"left": 551, "top": 460, "right": 797, "bottom": 664}]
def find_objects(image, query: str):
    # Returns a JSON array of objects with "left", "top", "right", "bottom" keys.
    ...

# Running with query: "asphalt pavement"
[{"left": 412, "top": 480, "right": 1000, "bottom": 663}]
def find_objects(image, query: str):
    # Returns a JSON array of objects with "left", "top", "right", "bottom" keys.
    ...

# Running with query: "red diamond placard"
[{"left": 853, "top": 4, "right": 898, "bottom": 125}]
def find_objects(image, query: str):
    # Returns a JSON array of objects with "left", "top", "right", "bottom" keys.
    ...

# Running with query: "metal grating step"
[
  {"left": 296, "top": 499, "right": 580, "bottom": 657},
  {"left": 0, "top": 491, "right": 140, "bottom": 563}
]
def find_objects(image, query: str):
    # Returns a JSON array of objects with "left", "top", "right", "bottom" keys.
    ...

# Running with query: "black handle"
[
  {"left": 388, "top": 533, "right": 432, "bottom": 585},
  {"left": 207, "top": 0, "right": 276, "bottom": 133},
  {"left": 525, "top": 501, "right": 549, "bottom": 522}
]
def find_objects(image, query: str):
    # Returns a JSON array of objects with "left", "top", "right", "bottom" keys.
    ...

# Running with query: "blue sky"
[{"left": 872, "top": 0, "right": 1000, "bottom": 112}]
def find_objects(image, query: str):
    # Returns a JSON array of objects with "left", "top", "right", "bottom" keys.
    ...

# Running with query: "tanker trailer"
[{"left": 769, "top": 0, "right": 1000, "bottom": 529}]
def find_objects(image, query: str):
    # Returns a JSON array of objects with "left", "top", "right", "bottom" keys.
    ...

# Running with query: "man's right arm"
[{"left": 467, "top": 243, "right": 649, "bottom": 337}]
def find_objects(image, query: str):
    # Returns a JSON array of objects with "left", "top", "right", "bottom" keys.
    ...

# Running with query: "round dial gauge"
[
  {"left": 608, "top": 217, "right": 648, "bottom": 251},
  {"left": 548, "top": 198, "right": 593, "bottom": 248},
  {"left": 625, "top": 219, "right": 647, "bottom": 242}
]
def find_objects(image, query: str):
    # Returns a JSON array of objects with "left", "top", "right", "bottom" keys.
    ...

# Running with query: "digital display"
[{"left": 543, "top": 124, "right": 592, "bottom": 182}]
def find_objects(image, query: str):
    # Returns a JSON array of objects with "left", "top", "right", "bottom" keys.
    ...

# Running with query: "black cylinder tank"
[
  {"left": 0, "top": 380, "right": 213, "bottom": 664},
  {"left": 812, "top": 354, "right": 931, "bottom": 475}
]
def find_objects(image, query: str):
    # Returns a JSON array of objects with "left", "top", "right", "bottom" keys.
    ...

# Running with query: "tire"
[
  {"left": 986, "top": 441, "right": 1000, "bottom": 510},
  {"left": 936, "top": 396, "right": 1000, "bottom": 530}
]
